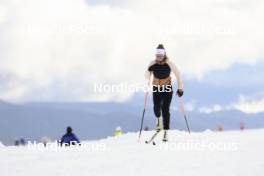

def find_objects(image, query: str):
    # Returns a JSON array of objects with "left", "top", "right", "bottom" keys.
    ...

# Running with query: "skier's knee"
[
  {"left": 162, "top": 109, "right": 170, "bottom": 118},
  {"left": 154, "top": 106, "right": 161, "bottom": 117}
]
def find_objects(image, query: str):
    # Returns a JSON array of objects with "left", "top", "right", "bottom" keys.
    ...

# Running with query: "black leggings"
[{"left": 153, "top": 87, "right": 173, "bottom": 130}]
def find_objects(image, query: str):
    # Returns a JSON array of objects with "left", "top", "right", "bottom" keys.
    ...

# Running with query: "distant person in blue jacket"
[{"left": 60, "top": 126, "right": 80, "bottom": 146}]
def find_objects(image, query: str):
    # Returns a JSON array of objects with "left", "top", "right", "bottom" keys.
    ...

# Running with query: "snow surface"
[
  {"left": 0, "top": 142, "right": 4, "bottom": 148},
  {"left": 0, "top": 129, "right": 263, "bottom": 176}
]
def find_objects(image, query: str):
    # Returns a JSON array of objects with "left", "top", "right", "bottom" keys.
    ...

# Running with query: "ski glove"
[{"left": 177, "top": 89, "right": 184, "bottom": 97}]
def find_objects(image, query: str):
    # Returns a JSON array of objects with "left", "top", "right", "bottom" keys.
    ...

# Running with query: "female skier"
[{"left": 145, "top": 44, "right": 184, "bottom": 142}]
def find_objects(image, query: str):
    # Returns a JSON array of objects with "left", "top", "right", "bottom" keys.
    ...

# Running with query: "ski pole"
[
  {"left": 138, "top": 91, "right": 149, "bottom": 141},
  {"left": 178, "top": 98, "right": 191, "bottom": 134}
]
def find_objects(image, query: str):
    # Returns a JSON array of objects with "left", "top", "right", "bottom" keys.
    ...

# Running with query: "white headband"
[{"left": 156, "top": 49, "right": 165, "bottom": 55}]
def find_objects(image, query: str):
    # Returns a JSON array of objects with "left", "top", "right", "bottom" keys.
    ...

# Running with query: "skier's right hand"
[{"left": 177, "top": 89, "right": 184, "bottom": 97}]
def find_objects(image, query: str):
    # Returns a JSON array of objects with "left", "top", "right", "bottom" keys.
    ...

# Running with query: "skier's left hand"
[{"left": 177, "top": 89, "right": 184, "bottom": 97}]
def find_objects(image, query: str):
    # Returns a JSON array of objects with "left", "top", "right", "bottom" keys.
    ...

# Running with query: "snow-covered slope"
[
  {"left": 0, "top": 129, "right": 263, "bottom": 176},
  {"left": 0, "top": 142, "right": 4, "bottom": 148}
]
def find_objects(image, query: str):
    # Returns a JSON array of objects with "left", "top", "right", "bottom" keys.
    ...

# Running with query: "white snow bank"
[{"left": 0, "top": 129, "right": 263, "bottom": 176}]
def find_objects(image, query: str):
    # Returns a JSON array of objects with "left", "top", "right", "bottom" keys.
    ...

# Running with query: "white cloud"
[
  {"left": 172, "top": 100, "right": 196, "bottom": 112},
  {"left": 198, "top": 93, "right": 264, "bottom": 114},
  {"left": 199, "top": 104, "right": 226, "bottom": 114},
  {"left": 232, "top": 94, "right": 264, "bottom": 114},
  {"left": 233, "top": 99, "right": 264, "bottom": 114},
  {"left": 0, "top": 0, "right": 264, "bottom": 102}
]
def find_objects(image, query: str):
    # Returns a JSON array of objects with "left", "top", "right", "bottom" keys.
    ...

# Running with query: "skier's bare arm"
[{"left": 167, "top": 60, "right": 183, "bottom": 90}]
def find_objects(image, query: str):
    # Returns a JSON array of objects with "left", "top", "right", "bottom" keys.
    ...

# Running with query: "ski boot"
[{"left": 156, "top": 117, "right": 163, "bottom": 132}]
